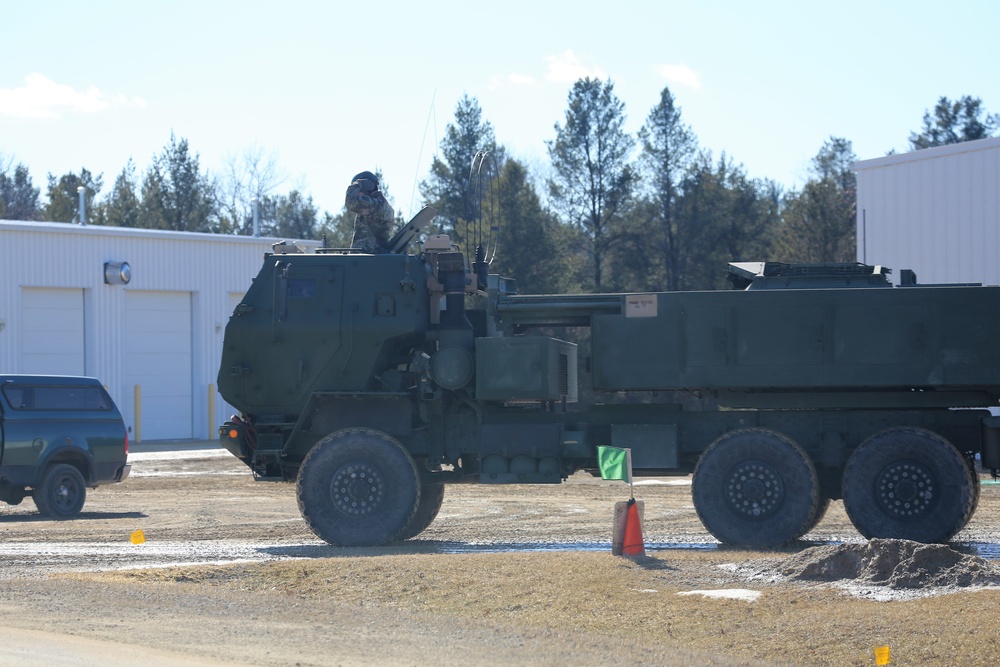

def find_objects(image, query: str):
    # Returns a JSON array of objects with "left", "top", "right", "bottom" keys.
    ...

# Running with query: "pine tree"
[
  {"left": 909, "top": 95, "right": 1000, "bottom": 149},
  {"left": 99, "top": 160, "right": 141, "bottom": 227},
  {"left": 778, "top": 137, "right": 857, "bottom": 263},
  {"left": 0, "top": 162, "right": 42, "bottom": 221},
  {"left": 547, "top": 78, "right": 636, "bottom": 291},
  {"left": 138, "top": 133, "right": 217, "bottom": 232},
  {"left": 637, "top": 86, "right": 698, "bottom": 291},
  {"left": 43, "top": 168, "right": 103, "bottom": 223},
  {"left": 419, "top": 95, "right": 498, "bottom": 243}
]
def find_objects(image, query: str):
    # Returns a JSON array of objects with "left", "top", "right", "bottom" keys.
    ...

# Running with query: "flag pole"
[{"left": 626, "top": 448, "right": 634, "bottom": 500}]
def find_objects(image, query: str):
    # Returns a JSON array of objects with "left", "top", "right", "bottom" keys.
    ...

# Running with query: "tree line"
[
  {"left": 2, "top": 86, "right": 997, "bottom": 293},
  {"left": 419, "top": 88, "right": 996, "bottom": 292},
  {"left": 0, "top": 134, "right": 358, "bottom": 245}
]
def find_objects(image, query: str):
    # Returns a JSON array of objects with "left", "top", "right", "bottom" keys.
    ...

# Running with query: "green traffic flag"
[{"left": 597, "top": 445, "right": 630, "bottom": 481}]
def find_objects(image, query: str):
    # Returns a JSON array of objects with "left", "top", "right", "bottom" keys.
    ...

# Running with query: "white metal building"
[
  {"left": 855, "top": 136, "right": 1000, "bottom": 285},
  {"left": 0, "top": 220, "right": 317, "bottom": 441}
]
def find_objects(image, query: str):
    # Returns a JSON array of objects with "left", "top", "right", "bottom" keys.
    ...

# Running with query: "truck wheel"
[
  {"left": 396, "top": 483, "right": 445, "bottom": 541},
  {"left": 296, "top": 428, "right": 420, "bottom": 547},
  {"left": 33, "top": 463, "right": 87, "bottom": 518},
  {"left": 842, "top": 428, "right": 974, "bottom": 543},
  {"left": 692, "top": 428, "right": 819, "bottom": 548}
]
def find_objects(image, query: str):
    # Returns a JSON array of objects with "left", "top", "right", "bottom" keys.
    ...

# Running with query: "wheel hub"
[
  {"left": 330, "top": 463, "right": 384, "bottom": 516},
  {"left": 875, "top": 460, "right": 935, "bottom": 518},
  {"left": 725, "top": 462, "right": 783, "bottom": 518},
  {"left": 52, "top": 479, "right": 76, "bottom": 510}
]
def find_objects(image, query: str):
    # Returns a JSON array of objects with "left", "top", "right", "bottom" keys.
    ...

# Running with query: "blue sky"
[{"left": 2, "top": 1, "right": 998, "bottom": 221}]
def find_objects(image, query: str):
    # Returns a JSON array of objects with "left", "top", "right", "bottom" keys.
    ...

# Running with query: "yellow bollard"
[
  {"left": 208, "top": 384, "right": 216, "bottom": 440},
  {"left": 133, "top": 384, "right": 142, "bottom": 444}
]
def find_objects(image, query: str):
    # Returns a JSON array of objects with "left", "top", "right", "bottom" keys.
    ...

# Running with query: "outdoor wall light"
[{"left": 104, "top": 261, "right": 132, "bottom": 285}]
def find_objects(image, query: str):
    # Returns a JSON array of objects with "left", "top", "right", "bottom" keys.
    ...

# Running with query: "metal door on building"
[
  {"left": 124, "top": 291, "right": 193, "bottom": 440},
  {"left": 20, "top": 287, "right": 85, "bottom": 375}
]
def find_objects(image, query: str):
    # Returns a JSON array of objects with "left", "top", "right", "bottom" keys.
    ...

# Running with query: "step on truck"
[{"left": 218, "top": 209, "right": 1000, "bottom": 548}]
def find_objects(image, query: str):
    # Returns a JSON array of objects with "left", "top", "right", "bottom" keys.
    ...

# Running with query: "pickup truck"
[{"left": 0, "top": 375, "right": 131, "bottom": 517}]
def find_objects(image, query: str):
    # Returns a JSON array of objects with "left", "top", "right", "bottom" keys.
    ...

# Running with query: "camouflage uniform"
[{"left": 345, "top": 172, "right": 395, "bottom": 254}]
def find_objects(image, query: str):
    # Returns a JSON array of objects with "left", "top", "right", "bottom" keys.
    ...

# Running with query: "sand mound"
[{"left": 780, "top": 539, "right": 1000, "bottom": 589}]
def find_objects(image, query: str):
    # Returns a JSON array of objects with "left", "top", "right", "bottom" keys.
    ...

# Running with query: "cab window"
[{"left": 1, "top": 384, "right": 112, "bottom": 411}]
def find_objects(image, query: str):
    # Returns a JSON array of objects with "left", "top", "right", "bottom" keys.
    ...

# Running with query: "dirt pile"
[{"left": 780, "top": 539, "right": 1000, "bottom": 589}]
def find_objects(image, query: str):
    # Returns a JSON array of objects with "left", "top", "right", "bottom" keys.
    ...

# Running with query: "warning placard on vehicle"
[{"left": 625, "top": 294, "right": 657, "bottom": 317}]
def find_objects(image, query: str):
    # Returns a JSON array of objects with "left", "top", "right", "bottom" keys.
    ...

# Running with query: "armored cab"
[{"left": 219, "top": 251, "right": 431, "bottom": 414}]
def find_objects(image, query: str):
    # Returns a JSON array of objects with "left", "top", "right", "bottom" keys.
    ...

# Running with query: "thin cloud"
[
  {"left": 656, "top": 64, "right": 701, "bottom": 90},
  {"left": 0, "top": 73, "right": 147, "bottom": 119},
  {"left": 489, "top": 73, "right": 534, "bottom": 91},
  {"left": 545, "top": 49, "right": 607, "bottom": 83}
]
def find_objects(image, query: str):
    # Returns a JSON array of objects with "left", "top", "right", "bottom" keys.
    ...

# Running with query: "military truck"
[{"left": 218, "top": 211, "right": 1000, "bottom": 548}]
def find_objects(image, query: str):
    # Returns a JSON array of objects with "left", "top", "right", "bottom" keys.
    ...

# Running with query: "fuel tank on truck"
[
  {"left": 218, "top": 250, "right": 430, "bottom": 415},
  {"left": 590, "top": 274, "right": 1000, "bottom": 402}
]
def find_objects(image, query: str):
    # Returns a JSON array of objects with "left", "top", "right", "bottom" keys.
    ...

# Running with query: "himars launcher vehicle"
[{"left": 218, "top": 206, "right": 1000, "bottom": 549}]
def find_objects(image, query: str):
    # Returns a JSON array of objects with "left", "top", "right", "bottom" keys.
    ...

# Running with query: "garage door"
[
  {"left": 124, "top": 291, "right": 192, "bottom": 440},
  {"left": 20, "top": 287, "right": 85, "bottom": 375}
]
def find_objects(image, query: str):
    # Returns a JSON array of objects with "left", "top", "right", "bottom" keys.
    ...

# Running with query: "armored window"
[{"left": 288, "top": 279, "right": 316, "bottom": 298}]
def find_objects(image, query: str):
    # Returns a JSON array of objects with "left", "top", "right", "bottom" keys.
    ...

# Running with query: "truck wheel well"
[{"left": 39, "top": 453, "right": 91, "bottom": 486}]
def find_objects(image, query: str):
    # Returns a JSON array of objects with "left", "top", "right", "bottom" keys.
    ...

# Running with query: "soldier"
[{"left": 345, "top": 171, "right": 395, "bottom": 253}]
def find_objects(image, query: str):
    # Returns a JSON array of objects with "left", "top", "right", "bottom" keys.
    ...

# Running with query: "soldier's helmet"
[{"left": 351, "top": 171, "right": 379, "bottom": 192}]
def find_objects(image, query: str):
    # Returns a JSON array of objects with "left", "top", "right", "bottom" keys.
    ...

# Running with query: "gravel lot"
[{"left": 0, "top": 442, "right": 998, "bottom": 665}]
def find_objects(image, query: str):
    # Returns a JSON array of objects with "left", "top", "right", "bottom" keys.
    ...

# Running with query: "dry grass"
[{"left": 82, "top": 550, "right": 1000, "bottom": 666}]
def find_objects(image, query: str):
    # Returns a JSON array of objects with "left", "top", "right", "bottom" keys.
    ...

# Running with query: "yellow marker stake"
[
  {"left": 874, "top": 645, "right": 890, "bottom": 665},
  {"left": 208, "top": 384, "right": 216, "bottom": 440},
  {"left": 130, "top": 529, "right": 146, "bottom": 545}
]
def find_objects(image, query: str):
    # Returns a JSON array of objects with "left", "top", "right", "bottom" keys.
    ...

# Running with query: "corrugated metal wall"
[
  {"left": 0, "top": 221, "right": 318, "bottom": 440},
  {"left": 855, "top": 136, "right": 1000, "bottom": 285}
]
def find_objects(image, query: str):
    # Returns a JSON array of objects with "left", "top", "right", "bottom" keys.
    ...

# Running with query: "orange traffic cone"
[{"left": 622, "top": 498, "right": 645, "bottom": 557}]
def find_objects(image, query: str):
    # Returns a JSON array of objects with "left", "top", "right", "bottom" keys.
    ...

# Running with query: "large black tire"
[
  {"left": 842, "top": 428, "right": 975, "bottom": 543},
  {"left": 692, "top": 428, "right": 820, "bottom": 548},
  {"left": 33, "top": 463, "right": 87, "bottom": 518},
  {"left": 296, "top": 428, "right": 420, "bottom": 547},
  {"left": 396, "top": 483, "right": 445, "bottom": 541}
]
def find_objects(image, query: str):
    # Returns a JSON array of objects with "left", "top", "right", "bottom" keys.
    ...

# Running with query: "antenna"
[
  {"left": 465, "top": 151, "right": 500, "bottom": 291},
  {"left": 409, "top": 89, "right": 438, "bottom": 219}
]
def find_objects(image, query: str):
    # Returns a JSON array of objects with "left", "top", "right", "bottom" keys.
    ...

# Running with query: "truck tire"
[
  {"left": 842, "top": 427, "right": 974, "bottom": 543},
  {"left": 692, "top": 428, "right": 820, "bottom": 548},
  {"left": 33, "top": 463, "right": 87, "bottom": 518},
  {"left": 296, "top": 428, "right": 420, "bottom": 547},
  {"left": 396, "top": 483, "right": 445, "bottom": 541}
]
